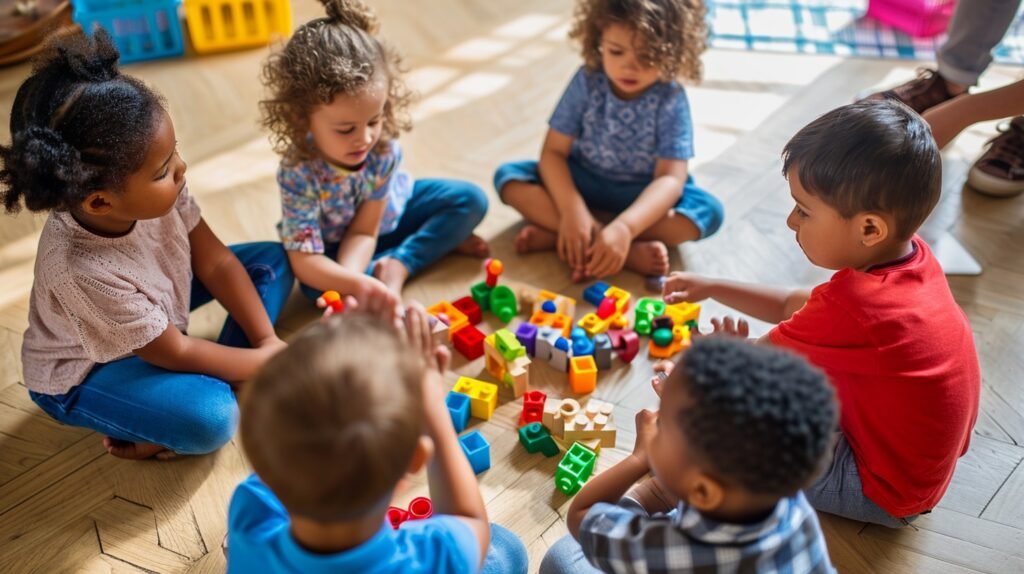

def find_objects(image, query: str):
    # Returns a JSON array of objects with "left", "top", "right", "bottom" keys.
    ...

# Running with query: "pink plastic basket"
[{"left": 865, "top": 0, "right": 957, "bottom": 38}]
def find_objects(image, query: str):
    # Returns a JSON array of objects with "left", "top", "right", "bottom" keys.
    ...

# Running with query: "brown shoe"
[
  {"left": 967, "top": 117, "right": 1024, "bottom": 198},
  {"left": 860, "top": 69, "right": 959, "bottom": 114}
]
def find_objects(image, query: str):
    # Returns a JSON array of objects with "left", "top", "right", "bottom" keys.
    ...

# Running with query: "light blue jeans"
[
  {"left": 300, "top": 178, "right": 488, "bottom": 299},
  {"left": 539, "top": 534, "right": 600, "bottom": 574},
  {"left": 484, "top": 523, "right": 530, "bottom": 574},
  {"left": 30, "top": 242, "right": 294, "bottom": 455}
]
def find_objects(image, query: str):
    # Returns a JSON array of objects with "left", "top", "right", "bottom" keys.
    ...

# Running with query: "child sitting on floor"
[
  {"left": 226, "top": 306, "right": 528, "bottom": 573},
  {"left": 660, "top": 100, "right": 981, "bottom": 527},
  {"left": 0, "top": 32, "right": 293, "bottom": 460},
  {"left": 495, "top": 0, "right": 724, "bottom": 281},
  {"left": 262, "top": 0, "right": 489, "bottom": 315},
  {"left": 541, "top": 338, "right": 838, "bottom": 573}
]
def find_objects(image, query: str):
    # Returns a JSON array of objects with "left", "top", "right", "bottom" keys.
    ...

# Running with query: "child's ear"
[
  {"left": 81, "top": 191, "right": 115, "bottom": 216},
  {"left": 858, "top": 212, "right": 890, "bottom": 247},
  {"left": 406, "top": 435, "right": 433, "bottom": 475},
  {"left": 687, "top": 473, "right": 725, "bottom": 512}
]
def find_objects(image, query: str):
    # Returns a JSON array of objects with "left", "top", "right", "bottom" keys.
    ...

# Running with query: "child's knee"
[
  {"left": 181, "top": 386, "right": 239, "bottom": 454},
  {"left": 493, "top": 160, "right": 540, "bottom": 202},
  {"left": 485, "top": 524, "right": 529, "bottom": 574},
  {"left": 539, "top": 535, "right": 587, "bottom": 574},
  {"left": 457, "top": 181, "right": 489, "bottom": 223}
]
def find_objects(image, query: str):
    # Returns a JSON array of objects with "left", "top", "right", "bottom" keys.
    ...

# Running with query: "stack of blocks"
[
  {"left": 644, "top": 300, "right": 701, "bottom": 358},
  {"left": 515, "top": 393, "right": 605, "bottom": 495},
  {"left": 543, "top": 397, "right": 617, "bottom": 450},
  {"left": 484, "top": 330, "right": 532, "bottom": 398},
  {"left": 448, "top": 377, "right": 497, "bottom": 475}
]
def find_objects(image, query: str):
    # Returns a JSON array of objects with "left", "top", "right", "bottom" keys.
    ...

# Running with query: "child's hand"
[
  {"left": 558, "top": 208, "right": 597, "bottom": 272},
  {"left": 354, "top": 277, "right": 404, "bottom": 327},
  {"left": 631, "top": 409, "right": 658, "bottom": 465},
  {"left": 586, "top": 221, "right": 630, "bottom": 278},
  {"left": 253, "top": 335, "right": 288, "bottom": 365},
  {"left": 649, "top": 360, "right": 674, "bottom": 397},
  {"left": 710, "top": 315, "right": 750, "bottom": 338},
  {"left": 402, "top": 302, "right": 449, "bottom": 375},
  {"left": 662, "top": 272, "right": 716, "bottom": 303}
]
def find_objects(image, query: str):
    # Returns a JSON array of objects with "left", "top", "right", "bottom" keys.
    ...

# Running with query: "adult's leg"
[
  {"left": 538, "top": 534, "right": 603, "bottom": 574},
  {"left": 938, "top": 0, "right": 1023, "bottom": 87},
  {"left": 481, "top": 523, "right": 530, "bottom": 574},
  {"left": 30, "top": 356, "right": 238, "bottom": 457}
]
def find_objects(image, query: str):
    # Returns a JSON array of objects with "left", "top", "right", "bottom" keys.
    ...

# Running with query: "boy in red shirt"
[{"left": 659, "top": 100, "right": 980, "bottom": 527}]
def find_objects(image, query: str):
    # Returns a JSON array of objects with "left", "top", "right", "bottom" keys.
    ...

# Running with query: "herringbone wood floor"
[{"left": 1, "top": 1, "right": 1023, "bottom": 572}]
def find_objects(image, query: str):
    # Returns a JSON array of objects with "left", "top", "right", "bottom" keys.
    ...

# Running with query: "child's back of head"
[{"left": 240, "top": 313, "right": 424, "bottom": 521}]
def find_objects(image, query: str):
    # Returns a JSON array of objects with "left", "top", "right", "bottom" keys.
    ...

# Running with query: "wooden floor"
[{"left": 2, "top": 1, "right": 1023, "bottom": 572}]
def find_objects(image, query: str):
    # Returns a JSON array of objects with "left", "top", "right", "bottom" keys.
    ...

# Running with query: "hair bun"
[
  {"left": 42, "top": 29, "right": 121, "bottom": 83},
  {"left": 319, "top": 0, "right": 378, "bottom": 33},
  {"left": 18, "top": 125, "right": 88, "bottom": 185}
]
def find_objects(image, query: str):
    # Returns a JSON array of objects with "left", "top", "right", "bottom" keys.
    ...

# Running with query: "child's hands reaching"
[
  {"left": 710, "top": 315, "right": 750, "bottom": 338},
  {"left": 586, "top": 221, "right": 630, "bottom": 278},
  {"left": 662, "top": 272, "right": 716, "bottom": 304},
  {"left": 558, "top": 207, "right": 597, "bottom": 274},
  {"left": 631, "top": 409, "right": 658, "bottom": 466},
  {"left": 402, "top": 302, "right": 450, "bottom": 376},
  {"left": 355, "top": 276, "right": 404, "bottom": 326}
]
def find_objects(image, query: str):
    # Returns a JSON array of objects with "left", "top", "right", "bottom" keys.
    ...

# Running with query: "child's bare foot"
[
  {"left": 455, "top": 234, "right": 490, "bottom": 258},
  {"left": 514, "top": 224, "right": 558, "bottom": 254},
  {"left": 103, "top": 437, "right": 175, "bottom": 460},
  {"left": 373, "top": 257, "right": 410, "bottom": 294},
  {"left": 624, "top": 241, "right": 669, "bottom": 276}
]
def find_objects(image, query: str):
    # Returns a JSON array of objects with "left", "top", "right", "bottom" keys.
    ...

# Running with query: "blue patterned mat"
[{"left": 708, "top": 0, "right": 1024, "bottom": 65}]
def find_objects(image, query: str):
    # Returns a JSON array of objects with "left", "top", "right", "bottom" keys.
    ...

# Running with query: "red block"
[
  {"left": 408, "top": 496, "right": 434, "bottom": 520},
  {"left": 518, "top": 390, "right": 547, "bottom": 427},
  {"left": 597, "top": 296, "right": 617, "bottom": 319},
  {"left": 453, "top": 325, "right": 485, "bottom": 360},
  {"left": 452, "top": 296, "right": 482, "bottom": 325},
  {"left": 387, "top": 506, "right": 409, "bottom": 529},
  {"left": 617, "top": 330, "right": 640, "bottom": 363}
]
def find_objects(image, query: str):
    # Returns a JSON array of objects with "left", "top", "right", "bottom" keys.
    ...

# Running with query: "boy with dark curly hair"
[
  {"left": 495, "top": 0, "right": 724, "bottom": 281},
  {"left": 541, "top": 337, "right": 838, "bottom": 573}
]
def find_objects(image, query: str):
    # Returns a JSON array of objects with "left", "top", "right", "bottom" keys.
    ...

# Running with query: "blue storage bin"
[{"left": 73, "top": 0, "right": 185, "bottom": 63}]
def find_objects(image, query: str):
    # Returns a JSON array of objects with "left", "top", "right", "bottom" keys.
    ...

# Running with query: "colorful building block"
[
  {"left": 648, "top": 325, "right": 692, "bottom": 359},
  {"left": 452, "top": 296, "right": 482, "bottom": 325},
  {"left": 577, "top": 312, "right": 615, "bottom": 337},
  {"left": 571, "top": 333, "right": 594, "bottom": 357},
  {"left": 470, "top": 281, "right": 492, "bottom": 311},
  {"left": 452, "top": 377, "right": 498, "bottom": 420},
  {"left": 550, "top": 338, "right": 570, "bottom": 372},
  {"left": 562, "top": 399, "right": 616, "bottom": 447},
  {"left": 427, "top": 301, "right": 468, "bottom": 339},
  {"left": 519, "top": 422, "right": 560, "bottom": 457},
  {"left": 515, "top": 323, "right": 538, "bottom": 357},
  {"left": 616, "top": 330, "right": 640, "bottom": 363},
  {"left": 597, "top": 296, "right": 617, "bottom": 319},
  {"left": 556, "top": 442, "right": 597, "bottom": 495},
  {"left": 583, "top": 281, "right": 611, "bottom": 306},
  {"left": 489, "top": 285, "right": 518, "bottom": 323},
  {"left": 531, "top": 289, "right": 577, "bottom": 316},
  {"left": 321, "top": 290, "right": 346, "bottom": 313},
  {"left": 592, "top": 334, "right": 613, "bottom": 369},
  {"left": 76, "top": 0, "right": 185, "bottom": 64},
  {"left": 603, "top": 286, "right": 632, "bottom": 313},
  {"left": 484, "top": 258, "right": 503, "bottom": 287},
  {"left": 387, "top": 506, "right": 409, "bottom": 529},
  {"left": 459, "top": 430, "right": 491, "bottom": 474},
  {"left": 543, "top": 398, "right": 581, "bottom": 437},
  {"left": 569, "top": 355, "right": 598, "bottom": 394},
  {"left": 529, "top": 309, "right": 573, "bottom": 338},
  {"left": 664, "top": 301, "right": 701, "bottom": 326},
  {"left": 446, "top": 391, "right": 471, "bottom": 433},
  {"left": 431, "top": 317, "right": 449, "bottom": 345},
  {"left": 635, "top": 298, "right": 666, "bottom": 335},
  {"left": 484, "top": 332, "right": 531, "bottom": 398},
  {"left": 386, "top": 496, "right": 433, "bottom": 529},
  {"left": 185, "top": 0, "right": 292, "bottom": 54},
  {"left": 495, "top": 329, "right": 525, "bottom": 361},
  {"left": 519, "top": 390, "right": 547, "bottom": 427},
  {"left": 534, "top": 326, "right": 557, "bottom": 361},
  {"left": 452, "top": 325, "right": 485, "bottom": 360}
]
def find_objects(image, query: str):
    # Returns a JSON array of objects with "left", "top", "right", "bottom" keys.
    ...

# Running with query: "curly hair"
[
  {"left": 0, "top": 30, "right": 164, "bottom": 214},
  {"left": 569, "top": 0, "right": 707, "bottom": 83},
  {"left": 260, "top": 0, "right": 413, "bottom": 164},
  {"left": 669, "top": 337, "right": 837, "bottom": 497}
]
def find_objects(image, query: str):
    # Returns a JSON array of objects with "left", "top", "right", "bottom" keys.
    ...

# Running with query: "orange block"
[
  {"left": 427, "top": 301, "right": 468, "bottom": 339},
  {"left": 569, "top": 355, "right": 598, "bottom": 394}
]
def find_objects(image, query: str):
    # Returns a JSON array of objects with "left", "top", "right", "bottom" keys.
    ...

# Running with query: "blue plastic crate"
[{"left": 74, "top": 0, "right": 185, "bottom": 63}]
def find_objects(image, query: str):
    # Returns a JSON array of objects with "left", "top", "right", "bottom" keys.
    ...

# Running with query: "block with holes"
[{"left": 452, "top": 376, "right": 498, "bottom": 420}]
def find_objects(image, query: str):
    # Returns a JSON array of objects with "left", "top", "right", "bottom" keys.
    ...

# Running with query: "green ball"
[{"left": 652, "top": 328, "right": 673, "bottom": 347}]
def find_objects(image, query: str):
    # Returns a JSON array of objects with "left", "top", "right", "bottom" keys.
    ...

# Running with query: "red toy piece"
[
  {"left": 453, "top": 296, "right": 483, "bottom": 325},
  {"left": 597, "top": 296, "right": 617, "bottom": 319},
  {"left": 408, "top": 497, "right": 434, "bottom": 520},
  {"left": 485, "top": 258, "right": 504, "bottom": 288},
  {"left": 518, "top": 390, "right": 547, "bottom": 427},
  {"left": 617, "top": 330, "right": 640, "bottom": 363},
  {"left": 321, "top": 290, "right": 346, "bottom": 313},
  {"left": 453, "top": 325, "right": 486, "bottom": 360},
  {"left": 387, "top": 506, "right": 409, "bottom": 529}
]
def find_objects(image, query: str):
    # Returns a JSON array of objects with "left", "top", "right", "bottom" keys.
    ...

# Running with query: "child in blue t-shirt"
[
  {"left": 226, "top": 305, "right": 528, "bottom": 574},
  {"left": 495, "top": 0, "right": 724, "bottom": 281}
]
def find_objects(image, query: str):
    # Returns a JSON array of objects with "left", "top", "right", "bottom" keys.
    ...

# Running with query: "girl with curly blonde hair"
[
  {"left": 495, "top": 0, "right": 723, "bottom": 282},
  {"left": 262, "top": 0, "right": 489, "bottom": 308}
]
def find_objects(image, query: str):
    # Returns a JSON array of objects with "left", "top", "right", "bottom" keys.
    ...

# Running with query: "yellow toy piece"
[
  {"left": 569, "top": 355, "right": 597, "bottom": 394},
  {"left": 452, "top": 376, "right": 498, "bottom": 420},
  {"left": 528, "top": 310, "right": 573, "bottom": 338},
  {"left": 577, "top": 312, "right": 615, "bottom": 337},
  {"left": 648, "top": 324, "right": 692, "bottom": 359},
  {"left": 603, "top": 285, "right": 632, "bottom": 314},
  {"left": 532, "top": 289, "right": 577, "bottom": 316},
  {"left": 185, "top": 0, "right": 293, "bottom": 54},
  {"left": 664, "top": 301, "right": 701, "bottom": 325}
]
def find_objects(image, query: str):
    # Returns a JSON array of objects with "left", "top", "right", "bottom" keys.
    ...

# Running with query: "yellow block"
[
  {"left": 453, "top": 376, "right": 498, "bottom": 420},
  {"left": 186, "top": 0, "right": 293, "bottom": 54}
]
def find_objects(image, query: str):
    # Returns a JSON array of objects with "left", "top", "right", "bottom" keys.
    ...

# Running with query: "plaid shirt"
[{"left": 579, "top": 492, "right": 834, "bottom": 573}]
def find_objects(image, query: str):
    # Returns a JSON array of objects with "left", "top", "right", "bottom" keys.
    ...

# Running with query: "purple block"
[{"left": 515, "top": 322, "right": 538, "bottom": 356}]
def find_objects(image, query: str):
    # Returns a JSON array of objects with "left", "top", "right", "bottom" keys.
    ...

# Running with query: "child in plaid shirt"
[{"left": 541, "top": 338, "right": 838, "bottom": 574}]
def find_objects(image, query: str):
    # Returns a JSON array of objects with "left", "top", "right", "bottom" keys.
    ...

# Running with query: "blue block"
[
  {"left": 542, "top": 300, "right": 557, "bottom": 313},
  {"left": 446, "top": 392, "right": 471, "bottom": 433},
  {"left": 459, "top": 430, "right": 491, "bottom": 474},
  {"left": 74, "top": 0, "right": 185, "bottom": 64},
  {"left": 571, "top": 326, "right": 587, "bottom": 340},
  {"left": 572, "top": 336, "right": 594, "bottom": 356},
  {"left": 515, "top": 323, "right": 538, "bottom": 357},
  {"left": 583, "top": 281, "right": 611, "bottom": 306},
  {"left": 555, "top": 337, "right": 570, "bottom": 352}
]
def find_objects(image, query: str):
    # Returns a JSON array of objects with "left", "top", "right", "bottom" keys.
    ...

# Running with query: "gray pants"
[
  {"left": 805, "top": 433, "right": 918, "bottom": 528},
  {"left": 938, "top": 0, "right": 1022, "bottom": 86}
]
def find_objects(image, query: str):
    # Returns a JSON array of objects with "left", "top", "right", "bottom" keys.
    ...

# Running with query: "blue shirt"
[
  {"left": 277, "top": 140, "right": 414, "bottom": 254},
  {"left": 227, "top": 474, "right": 480, "bottom": 574},
  {"left": 578, "top": 493, "right": 835, "bottom": 573},
  {"left": 549, "top": 67, "right": 695, "bottom": 182}
]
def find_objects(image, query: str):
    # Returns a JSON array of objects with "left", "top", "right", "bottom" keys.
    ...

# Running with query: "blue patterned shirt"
[
  {"left": 579, "top": 493, "right": 835, "bottom": 573},
  {"left": 549, "top": 67, "right": 695, "bottom": 182},
  {"left": 277, "top": 140, "right": 413, "bottom": 254}
]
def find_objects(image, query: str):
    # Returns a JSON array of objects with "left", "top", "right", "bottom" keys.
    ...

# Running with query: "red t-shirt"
[{"left": 770, "top": 237, "right": 980, "bottom": 517}]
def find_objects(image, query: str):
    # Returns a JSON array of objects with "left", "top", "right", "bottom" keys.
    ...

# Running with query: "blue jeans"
[
  {"left": 30, "top": 242, "right": 294, "bottom": 455},
  {"left": 484, "top": 523, "right": 530, "bottom": 574},
  {"left": 494, "top": 158, "right": 725, "bottom": 239},
  {"left": 300, "top": 178, "right": 488, "bottom": 299},
  {"left": 539, "top": 535, "right": 600, "bottom": 574}
]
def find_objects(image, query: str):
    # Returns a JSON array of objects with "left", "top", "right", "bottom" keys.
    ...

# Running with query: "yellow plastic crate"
[{"left": 185, "top": 0, "right": 291, "bottom": 53}]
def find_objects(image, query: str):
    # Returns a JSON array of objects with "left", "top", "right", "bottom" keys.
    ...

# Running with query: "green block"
[
  {"left": 652, "top": 327, "right": 673, "bottom": 347},
  {"left": 489, "top": 285, "right": 518, "bottom": 323},
  {"left": 494, "top": 328, "right": 525, "bottom": 361},
  {"left": 556, "top": 442, "right": 597, "bottom": 495},
  {"left": 519, "top": 423, "right": 560, "bottom": 457},
  {"left": 471, "top": 282, "right": 493, "bottom": 311},
  {"left": 502, "top": 372, "right": 514, "bottom": 388},
  {"left": 685, "top": 319, "right": 699, "bottom": 332},
  {"left": 637, "top": 298, "right": 665, "bottom": 316},
  {"left": 634, "top": 313, "right": 652, "bottom": 336}
]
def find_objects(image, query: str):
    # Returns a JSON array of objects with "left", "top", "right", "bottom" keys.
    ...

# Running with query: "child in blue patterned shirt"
[
  {"left": 495, "top": 0, "right": 724, "bottom": 281},
  {"left": 262, "top": 0, "right": 490, "bottom": 314}
]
